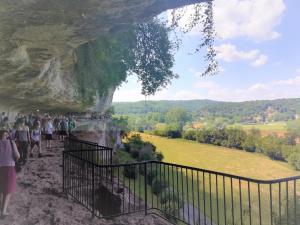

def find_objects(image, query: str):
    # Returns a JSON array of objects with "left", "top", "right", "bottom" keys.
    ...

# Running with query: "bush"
[
  {"left": 123, "top": 142, "right": 131, "bottom": 152},
  {"left": 288, "top": 152, "right": 300, "bottom": 170},
  {"left": 156, "top": 152, "right": 164, "bottom": 161},
  {"left": 138, "top": 145, "right": 156, "bottom": 161},
  {"left": 151, "top": 179, "right": 167, "bottom": 195},
  {"left": 123, "top": 162, "right": 138, "bottom": 179},
  {"left": 242, "top": 137, "right": 256, "bottom": 152},
  {"left": 260, "top": 136, "right": 285, "bottom": 161},
  {"left": 182, "top": 128, "right": 197, "bottom": 141},
  {"left": 166, "top": 130, "right": 181, "bottom": 138}
]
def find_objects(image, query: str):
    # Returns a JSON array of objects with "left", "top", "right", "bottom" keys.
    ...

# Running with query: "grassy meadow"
[
  {"left": 137, "top": 133, "right": 300, "bottom": 225},
  {"left": 237, "top": 122, "right": 287, "bottom": 137},
  {"left": 139, "top": 133, "right": 298, "bottom": 179}
]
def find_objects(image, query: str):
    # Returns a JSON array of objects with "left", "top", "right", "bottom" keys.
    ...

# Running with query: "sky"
[{"left": 113, "top": 0, "right": 300, "bottom": 102}]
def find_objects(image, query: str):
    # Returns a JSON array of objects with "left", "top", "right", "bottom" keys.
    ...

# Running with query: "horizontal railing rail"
[{"left": 63, "top": 138, "right": 300, "bottom": 225}]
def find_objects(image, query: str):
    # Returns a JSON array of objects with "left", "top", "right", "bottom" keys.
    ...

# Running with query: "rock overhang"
[{"left": 0, "top": 0, "right": 204, "bottom": 112}]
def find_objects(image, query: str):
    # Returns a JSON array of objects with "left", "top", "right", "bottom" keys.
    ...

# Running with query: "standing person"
[
  {"left": 68, "top": 118, "right": 76, "bottom": 136},
  {"left": 29, "top": 122, "right": 42, "bottom": 158},
  {"left": 0, "top": 129, "right": 20, "bottom": 217},
  {"left": 0, "top": 112, "right": 5, "bottom": 126},
  {"left": 44, "top": 117, "right": 54, "bottom": 148},
  {"left": 15, "top": 119, "right": 30, "bottom": 165},
  {"left": 59, "top": 117, "right": 69, "bottom": 141}
]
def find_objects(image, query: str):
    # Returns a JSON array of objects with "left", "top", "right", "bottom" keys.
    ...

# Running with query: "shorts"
[
  {"left": 45, "top": 134, "right": 53, "bottom": 140},
  {"left": 60, "top": 130, "right": 68, "bottom": 136},
  {"left": 31, "top": 141, "right": 40, "bottom": 148}
]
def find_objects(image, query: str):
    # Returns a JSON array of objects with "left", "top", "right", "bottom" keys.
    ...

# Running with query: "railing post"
[
  {"left": 92, "top": 163, "right": 95, "bottom": 217},
  {"left": 144, "top": 162, "right": 148, "bottom": 215},
  {"left": 62, "top": 151, "right": 65, "bottom": 193}
]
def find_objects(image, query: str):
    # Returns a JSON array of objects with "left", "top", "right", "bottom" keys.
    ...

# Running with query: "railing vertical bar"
[
  {"left": 172, "top": 165, "right": 175, "bottom": 217},
  {"left": 216, "top": 175, "right": 219, "bottom": 225},
  {"left": 231, "top": 178, "right": 235, "bottom": 225},
  {"left": 151, "top": 163, "right": 154, "bottom": 208},
  {"left": 192, "top": 170, "right": 195, "bottom": 225},
  {"left": 223, "top": 176, "right": 227, "bottom": 225},
  {"left": 248, "top": 181, "right": 252, "bottom": 225},
  {"left": 279, "top": 182, "right": 281, "bottom": 225},
  {"left": 270, "top": 184, "right": 273, "bottom": 225},
  {"left": 176, "top": 166, "right": 180, "bottom": 219},
  {"left": 123, "top": 165, "right": 125, "bottom": 213},
  {"left": 294, "top": 179, "right": 297, "bottom": 225},
  {"left": 144, "top": 163, "right": 148, "bottom": 215},
  {"left": 133, "top": 165, "right": 136, "bottom": 211},
  {"left": 258, "top": 183, "right": 262, "bottom": 225},
  {"left": 209, "top": 173, "right": 212, "bottom": 225},
  {"left": 203, "top": 172, "right": 207, "bottom": 225},
  {"left": 139, "top": 164, "right": 141, "bottom": 210},
  {"left": 181, "top": 167, "right": 185, "bottom": 221},
  {"left": 197, "top": 171, "right": 201, "bottom": 225},
  {"left": 167, "top": 165, "right": 171, "bottom": 216},
  {"left": 186, "top": 168, "right": 190, "bottom": 224},
  {"left": 239, "top": 179, "right": 243, "bottom": 225},
  {"left": 286, "top": 181, "right": 289, "bottom": 225}
]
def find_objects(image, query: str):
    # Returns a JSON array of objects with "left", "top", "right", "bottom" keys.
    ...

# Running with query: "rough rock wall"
[{"left": 0, "top": 0, "right": 204, "bottom": 112}]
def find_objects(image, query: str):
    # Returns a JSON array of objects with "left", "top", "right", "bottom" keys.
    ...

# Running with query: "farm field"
[
  {"left": 139, "top": 133, "right": 298, "bottom": 179},
  {"left": 139, "top": 133, "right": 300, "bottom": 225},
  {"left": 237, "top": 122, "right": 287, "bottom": 137}
]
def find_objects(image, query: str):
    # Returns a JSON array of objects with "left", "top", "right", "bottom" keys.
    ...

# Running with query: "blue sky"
[{"left": 113, "top": 0, "right": 300, "bottom": 102}]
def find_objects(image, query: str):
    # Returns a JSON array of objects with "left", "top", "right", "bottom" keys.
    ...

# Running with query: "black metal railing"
[{"left": 63, "top": 138, "right": 300, "bottom": 225}]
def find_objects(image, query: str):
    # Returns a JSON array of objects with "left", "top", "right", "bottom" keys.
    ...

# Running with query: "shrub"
[
  {"left": 151, "top": 179, "right": 167, "bottom": 195},
  {"left": 182, "top": 128, "right": 197, "bottom": 141},
  {"left": 123, "top": 142, "right": 131, "bottom": 152},
  {"left": 156, "top": 152, "right": 164, "bottom": 161},
  {"left": 242, "top": 137, "right": 256, "bottom": 152},
  {"left": 123, "top": 162, "right": 138, "bottom": 179},
  {"left": 288, "top": 152, "right": 300, "bottom": 170},
  {"left": 146, "top": 169, "right": 158, "bottom": 185},
  {"left": 260, "top": 136, "right": 285, "bottom": 161},
  {"left": 138, "top": 145, "right": 156, "bottom": 161},
  {"left": 225, "top": 127, "right": 246, "bottom": 149}
]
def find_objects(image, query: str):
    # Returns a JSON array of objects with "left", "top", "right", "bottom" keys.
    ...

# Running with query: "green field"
[
  {"left": 139, "top": 133, "right": 300, "bottom": 225},
  {"left": 236, "top": 122, "right": 287, "bottom": 136},
  {"left": 140, "top": 133, "right": 299, "bottom": 179}
]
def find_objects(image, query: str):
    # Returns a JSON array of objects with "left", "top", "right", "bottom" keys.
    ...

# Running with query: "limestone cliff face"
[{"left": 0, "top": 0, "right": 203, "bottom": 112}]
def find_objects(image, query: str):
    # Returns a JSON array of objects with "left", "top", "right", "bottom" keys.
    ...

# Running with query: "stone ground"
[{"left": 0, "top": 137, "right": 169, "bottom": 225}]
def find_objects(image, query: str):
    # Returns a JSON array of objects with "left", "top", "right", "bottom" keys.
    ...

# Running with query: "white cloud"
[
  {"left": 251, "top": 54, "right": 269, "bottom": 67},
  {"left": 215, "top": 44, "right": 268, "bottom": 66},
  {"left": 194, "top": 75, "right": 300, "bottom": 101},
  {"left": 169, "top": 0, "right": 286, "bottom": 42},
  {"left": 297, "top": 68, "right": 300, "bottom": 75}
]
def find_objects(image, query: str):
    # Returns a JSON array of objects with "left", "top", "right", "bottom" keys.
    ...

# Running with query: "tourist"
[
  {"left": 68, "top": 118, "right": 76, "bottom": 135},
  {"left": 0, "top": 129, "right": 20, "bottom": 217},
  {"left": 0, "top": 112, "right": 5, "bottom": 126},
  {"left": 44, "top": 116, "right": 54, "bottom": 148},
  {"left": 59, "top": 117, "right": 69, "bottom": 141},
  {"left": 30, "top": 121, "right": 42, "bottom": 158},
  {"left": 15, "top": 119, "right": 30, "bottom": 165}
]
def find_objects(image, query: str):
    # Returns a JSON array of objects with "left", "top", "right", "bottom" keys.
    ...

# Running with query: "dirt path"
[{"left": 1, "top": 138, "right": 169, "bottom": 225}]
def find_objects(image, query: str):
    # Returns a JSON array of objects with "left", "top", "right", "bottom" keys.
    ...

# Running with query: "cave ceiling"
[{"left": 0, "top": 0, "right": 204, "bottom": 112}]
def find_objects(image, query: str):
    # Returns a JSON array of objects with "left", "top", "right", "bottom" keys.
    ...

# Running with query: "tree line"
[{"left": 113, "top": 107, "right": 300, "bottom": 171}]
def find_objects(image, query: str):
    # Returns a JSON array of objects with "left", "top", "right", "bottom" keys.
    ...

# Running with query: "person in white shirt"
[
  {"left": 44, "top": 117, "right": 53, "bottom": 148},
  {"left": 30, "top": 121, "right": 42, "bottom": 158}
]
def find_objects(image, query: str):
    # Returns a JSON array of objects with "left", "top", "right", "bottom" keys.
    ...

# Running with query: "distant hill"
[{"left": 112, "top": 98, "right": 300, "bottom": 122}]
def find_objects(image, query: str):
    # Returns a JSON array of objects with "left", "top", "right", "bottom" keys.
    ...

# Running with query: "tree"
[
  {"left": 165, "top": 107, "right": 191, "bottom": 128},
  {"left": 285, "top": 120, "right": 300, "bottom": 145},
  {"left": 74, "top": 19, "right": 177, "bottom": 106},
  {"left": 224, "top": 128, "right": 247, "bottom": 149},
  {"left": 242, "top": 128, "right": 261, "bottom": 152}
]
